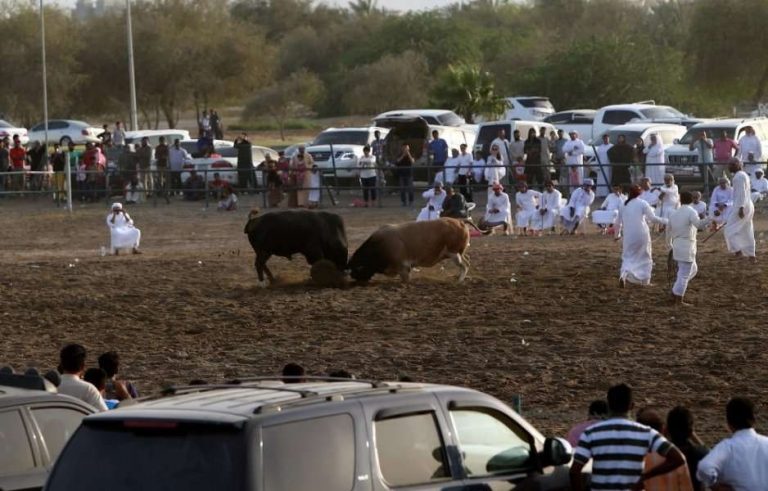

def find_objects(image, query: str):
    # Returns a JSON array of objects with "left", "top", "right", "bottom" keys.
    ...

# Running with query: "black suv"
[
  {"left": 0, "top": 374, "right": 95, "bottom": 491},
  {"left": 45, "top": 379, "right": 573, "bottom": 491}
]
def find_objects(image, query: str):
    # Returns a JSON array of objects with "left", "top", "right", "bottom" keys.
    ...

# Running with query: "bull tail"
[{"left": 463, "top": 219, "right": 492, "bottom": 235}]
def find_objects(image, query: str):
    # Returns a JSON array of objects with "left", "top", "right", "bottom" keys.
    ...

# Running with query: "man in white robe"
[
  {"left": 455, "top": 144, "right": 474, "bottom": 203},
  {"left": 514, "top": 182, "right": 542, "bottom": 235},
  {"left": 106, "top": 202, "right": 141, "bottom": 255},
  {"left": 638, "top": 177, "right": 660, "bottom": 207},
  {"left": 509, "top": 130, "right": 525, "bottom": 168},
  {"left": 443, "top": 148, "right": 461, "bottom": 186},
  {"left": 416, "top": 182, "right": 446, "bottom": 222},
  {"left": 472, "top": 151, "right": 486, "bottom": 186},
  {"left": 491, "top": 129, "right": 511, "bottom": 168},
  {"left": 480, "top": 182, "right": 511, "bottom": 234},
  {"left": 592, "top": 184, "right": 626, "bottom": 233},
  {"left": 692, "top": 191, "right": 708, "bottom": 219},
  {"left": 657, "top": 174, "right": 680, "bottom": 226},
  {"left": 667, "top": 191, "right": 712, "bottom": 305},
  {"left": 539, "top": 181, "right": 562, "bottom": 233},
  {"left": 751, "top": 168, "right": 768, "bottom": 203},
  {"left": 561, "top": 178, "right": 595, "bottom": 234},
  {"left": 643, "top": 133, "right": 666, "bottom": 186},
  {"left": 616, "top": 186, "right": 668, "bottom": 287},
  {"left": 709, "top": 177, "right": 734, "bottom": 226},
  {"left": 737, "top": 126, "right": 763, "bottom": 179},
  {"left": 563, "top": 131, "right": 586, "bottom": 188},
  {"left": 593, "top": 134, "right": 613, "bottom": 198},
  {"left": 724, "top": 159, "right": 756, "bottom": 260},
  {"left": 484, "top": 149, "right": 506, "bottom": 199}
]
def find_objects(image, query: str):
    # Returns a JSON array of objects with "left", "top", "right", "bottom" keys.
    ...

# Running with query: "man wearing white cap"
[
  {"left": 561, "top": 179, "right": 595, "bottom": 234},
  {"left": 538, "top": 180, "right": 563, "bottom": 233},
  {"left": 416, "top": 181, "right": 446, "bottom": 221},
  {"left": 514, "top": 181, "right": 541, "bottom": 236},
  {"left": 751, "top": 168, "right": 768, "bottom": 203},
  {"left": 106, "top": 203, "right": 141, "bottom": 255},
  {"left": 480, "top": 182, "right": 511, "bottom": 234},
  {"left": 562, "top": 131, "right": 586, "bottom": 188}
]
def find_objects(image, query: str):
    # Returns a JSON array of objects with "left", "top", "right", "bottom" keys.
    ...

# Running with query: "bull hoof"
[{"left": 256, "top": 280, "right": 268, "bottom": 288}]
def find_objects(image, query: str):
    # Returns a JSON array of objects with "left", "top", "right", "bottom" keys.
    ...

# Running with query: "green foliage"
[
  {"left": 430, "top": 64, "right": 508, "bottom": 123},
  {"left": 242, "top": 69, "right": 325, "bottom": 140}
]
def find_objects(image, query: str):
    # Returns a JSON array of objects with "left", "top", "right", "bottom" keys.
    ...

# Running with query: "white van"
[
  {"left": 502, "top": 96, "right": 556, "bottom": 121},
  {"left": 373, "top": 110, "right": 478, "bottom": 169}
]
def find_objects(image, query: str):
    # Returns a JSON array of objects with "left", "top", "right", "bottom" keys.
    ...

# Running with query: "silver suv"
[{"left": 45, "top": 379, "right": 573, "bottom": 491}]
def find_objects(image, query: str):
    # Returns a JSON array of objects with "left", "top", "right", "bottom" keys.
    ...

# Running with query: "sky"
[{"left": 53, "top": 0, "right": 458, "bottom": 12}]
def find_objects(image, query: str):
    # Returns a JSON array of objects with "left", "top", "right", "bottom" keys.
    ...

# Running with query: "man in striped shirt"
[{"left": 570, "top": 384, "right": 686, "bottom": 491}]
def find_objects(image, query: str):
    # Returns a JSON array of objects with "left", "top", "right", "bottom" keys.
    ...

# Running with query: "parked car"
[
  {"left": 124, "top": 129, "right": 191, "bottom": 147},
  {"left": 473, "top": 120, "right": 558, "bottom": 160},
  {"left": 543, "top": 110, "right": 596, "bottom": 141},
  {"left": 503, "top": 96, "right": 556, "bottom": 121},
  {"left": 373, "top": 110, "right": 478, "bottom": 180},
  {"left": 27, "top": 120, "right": 101, "bottom": 146},
  {"left": 0, "top": 119, "right": 29, "bottom": 145},
  {"left": 0, "top": 373, "right": 95, "bottom": 491},
  {"left": 44, "top": 379, "right": 573, "bottom": 491},
  {"left": 180, "top": 141, "right": 278, "bottom": 187},
  {"left": 666, "top": 118, "right": 768, "bottom": 185},
  {"left": 591, "top": 102, "right": 691, "bottom": 142},
  {"left": 305, "top": 127, "right": 389, "bottom": 179}
]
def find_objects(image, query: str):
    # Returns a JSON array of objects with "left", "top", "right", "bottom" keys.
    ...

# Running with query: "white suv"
[
  {"left": 666, "top": 118, "right": 768, "bottom": 184},
  {"left": 592, "top": 102, "right": 694, "bottom": 140},
  {"left": 306, "top": 127, "right": 389, "bottom": 178},
  {"left": 503, "top": 96, "right": 556, "bottom": 121}
]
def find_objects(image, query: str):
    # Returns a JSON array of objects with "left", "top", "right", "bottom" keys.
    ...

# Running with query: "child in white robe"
[{"left": 308, "top": 165, "right": 321, "bottom": 208}]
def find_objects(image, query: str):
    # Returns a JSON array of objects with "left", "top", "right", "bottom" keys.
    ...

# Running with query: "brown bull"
[{"left": 347, "top": 218, "right": 483, "bottom": 282}]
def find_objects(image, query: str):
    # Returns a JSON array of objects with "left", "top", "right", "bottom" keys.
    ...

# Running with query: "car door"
[
  {"left": 363, "top": 394, "right": 464, "bottom": 490},
  {"left": 437, "top": 398, "right": 570, "bottom": 491},
  {"left": 26, "top": 404, "right": 90, "bottom": 468},
  {"left": 0, "top": 408, "right": 47, "bottom": 491}
]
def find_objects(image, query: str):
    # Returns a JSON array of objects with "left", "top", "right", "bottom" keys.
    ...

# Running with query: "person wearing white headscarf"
[
  {"left": 657, "top": 174, "right": 680, "bottom": 221},
  {"left": 562, "top": 131, "right": 586, "bottom": 187},
  {"left": 106, "top": 203, "right": 141, "bottom": 255},
  {"left": 724, "top": 159, "right": 756, "bottom": 260},
  {"left": 643, "top": 133, "right": 666, "bottom": 186},
  {"left": 416, "top": 182, "right": 446, "bottom": 221},
  {"left": 751, "top": 168, "right": 768, "bottom": 203},
  {"left": 561, "top": 179, "right": 595, "bottom": 234},
  {"left": 480, "top": 182, "right": 512, "bottom": 234},
  {"left": 616, "top": 185, "right": 668, "bottom": 287},
  {"left": 484, "top": 145, "right": 506, "bottom": 199},
  {"left": 709, "top": 177, "right": 734, "bottom": 226},
  {"left": 538, "top": 180, "right": 563, "bottom": 232},
  {"left": 592, "top": 184, "right": 626, "bottom": 232},
  {"left": 737, "top": 125, "right": 764, "bottom": 179}
]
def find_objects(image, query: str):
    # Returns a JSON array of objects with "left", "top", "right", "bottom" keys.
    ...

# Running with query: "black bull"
[{"left": 244, "top": 210, "right": 348, "bottom": 283}]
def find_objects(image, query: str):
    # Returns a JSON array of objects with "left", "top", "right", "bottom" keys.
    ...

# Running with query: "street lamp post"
[
  {"left": 40, "top": 0, "right": 48, "bottom": 146},
  {"left": 126, "top": 0, "right": 138, "bottom": 130}
]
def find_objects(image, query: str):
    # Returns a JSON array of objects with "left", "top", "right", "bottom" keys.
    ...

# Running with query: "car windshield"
[
  {"left": 437, "top": 112, "right": 465, "bottom": 126},
  {"left": 47, "top": 423, "right": 246, "bottom": 491},
  {"left": 679, "top": 127, "right": 735, "bottom": 144},
  {"left": 639, "top": 107, "right": 684, "bottom": 119},
  {"left": 518, "top": 98, "right": 554, "bottom": 110},
  {"left": 312, "top": 131, "right": 369, "bottom": 146}
]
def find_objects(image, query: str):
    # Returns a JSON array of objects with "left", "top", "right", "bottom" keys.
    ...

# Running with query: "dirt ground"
[{"left": 0, "top": 194, "right": 766, "bottom": 445}]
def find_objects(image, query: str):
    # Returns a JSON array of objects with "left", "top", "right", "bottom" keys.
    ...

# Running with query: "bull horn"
[
  {"left": 248, "top": 208, "right": 260, "bottom": 220},
  {"left": 463, "top": 219, "right": 492, "bottom": 235}
]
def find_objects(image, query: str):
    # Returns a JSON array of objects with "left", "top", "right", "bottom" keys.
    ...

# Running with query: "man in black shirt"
[
  {"left": 51, "top": 143, "right": 67, "bottom": 202},
  {"left": 0, "top": 139, "right": 9, "bottom": 191},
  {"left": 234, "top": 132, "right": 254, "bottom": 192}
]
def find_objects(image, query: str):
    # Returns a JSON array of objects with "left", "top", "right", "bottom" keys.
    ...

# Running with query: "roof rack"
[
  {"left": 0, "top": 373, "right": 56, "bottom": 393},
  {"left": 230, "top": 375, "right": 388, "bottom": 388}
]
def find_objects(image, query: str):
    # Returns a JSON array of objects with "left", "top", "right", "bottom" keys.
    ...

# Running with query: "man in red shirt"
[
  {"left": 713, "top": 130, "right": 739, "bottom": 179},
  {"left": 9, "top": 137, "right": 27, "bottom": 191}
]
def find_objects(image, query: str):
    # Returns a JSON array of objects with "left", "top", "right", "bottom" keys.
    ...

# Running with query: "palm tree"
[
  {"left": 430, "top": 64, "right": 508, "bottom": 123},
  {"left": 349, "top": 0, "right": 378, "bottom": 17}
]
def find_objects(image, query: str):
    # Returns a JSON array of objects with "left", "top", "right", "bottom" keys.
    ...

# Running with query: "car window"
[
  {"left": 31, "top": 123, "right": 44, "bottom": 131},
  {"left": 263, "top": 413, "right": 355, "bottom": 491},
  {"left": 375, "top": 411, "right": 449, "bottom": 487},
  {"left": 32, "top": 407, "right": 88, "bottom": 462},
  {"left": 437, "top": 112, "right": 465, "bottom": 127},
  {"left": 0, "top": 410, "right": 36, "bottom": 475},
  {"left": 450, "top": 408, "right": 533, "bottom": 477},
  {"left": 422, "top": 116, "right": 440, "bottom": 125},
  {"left": 544, "top": 113, "right": 571, "bottom": 124},
  {"left": 49, "top": 121, "right": 68, "bottom": 130},
  {"left": 572, "top": 114, "right": 595, "bottom": 124},
  {"left": 602, "top": 110, "right": 640, "bottom": 125},
  {"left": 312, "top": 131, "right": 370, "bottom": 146}
]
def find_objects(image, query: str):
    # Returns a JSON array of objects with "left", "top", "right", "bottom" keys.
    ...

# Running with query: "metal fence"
[{"left": 0, "top": 157, "right": 752, "bottom": 211}]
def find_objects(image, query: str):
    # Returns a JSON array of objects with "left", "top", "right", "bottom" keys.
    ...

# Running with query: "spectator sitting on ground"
[
  {"left": 83, "top": 367, "right": 116, "bottom": 409},
  {"left": 666, "top": 406, "right": 708, "bottom": 490},
  {"left": 566, "top": 399, "right": 608, "bottom": 447},
  {"left": 210, "top": 172, "right": 227, "bottom": 198},
  {"left": 183, "top": 170, "right": 205, "bottom": 201},
  {"left": 57, "top": 344, "right": 108, "bottom": 412},
  {"left": 124, "top": 176, "right": 144, "bottom": 204},
  {"left": 636, "top": 407, "right": 695, "bottom": 490},
  {"left": 282, "top": 363, "right": 305, "bottom": 384},
  {"left": 218, "top": 186, "right": 238, "bottom": 211},
  {"left": 98, "top": 351, "right": 138, "bottom": 401}
]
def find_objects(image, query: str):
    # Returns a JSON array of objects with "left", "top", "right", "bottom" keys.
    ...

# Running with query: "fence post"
[
  {"left": 65, "top": 151, "right": 73, "bottom": 213},
  {"left": 204, "top": 168, "right": 209, "bottom": 209},
  {"left": 105, "top": 169, "right": 110, "bottom": 205},
  {"left": 329, "top": 143, "right": 338, "bottom": 193}
]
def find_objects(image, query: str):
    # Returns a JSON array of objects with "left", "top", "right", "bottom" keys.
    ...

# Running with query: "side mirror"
[{"left": 542, "top": 437, "right": 573, "bottom": 467}]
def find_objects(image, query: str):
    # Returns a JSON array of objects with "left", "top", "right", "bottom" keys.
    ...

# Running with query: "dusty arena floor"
[{"left": 0, "top": 195, "right": 766, "bottom": 444}]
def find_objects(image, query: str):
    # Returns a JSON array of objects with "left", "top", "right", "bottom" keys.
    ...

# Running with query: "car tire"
[{"left": 60, "top": 136, "right": 72, "bottom": 146}]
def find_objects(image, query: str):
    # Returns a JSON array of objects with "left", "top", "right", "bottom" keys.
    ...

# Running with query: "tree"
[
  {"left": 341, "top": 51, "right": 430, "bottom": 114},
  {"left": 242, "top": 69, "right": 325, "bottom": 140},
  {"left": 430, "top": 64, "right": 508, "bottom": 123},
  {"left": 349, "top": 0, "right": 379, "bottom": 17}
]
